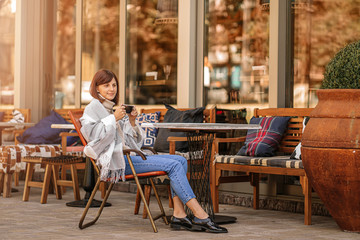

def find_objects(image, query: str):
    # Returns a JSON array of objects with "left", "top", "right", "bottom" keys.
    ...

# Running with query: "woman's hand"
[{"left": 113, "top": 106, "right": 126, "bottom": 121}]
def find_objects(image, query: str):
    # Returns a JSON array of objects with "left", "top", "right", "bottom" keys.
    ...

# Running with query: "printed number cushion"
[
  {"left": 136, "top": 112, "right": 161, "bottom": 147},
  {"left": 237, "top": 116, "right": 291, "bottom": 157}
]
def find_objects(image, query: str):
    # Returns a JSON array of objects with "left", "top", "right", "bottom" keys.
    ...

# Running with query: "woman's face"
[{"left": 96, "top": 78, "right": 117, "bottom": 101}]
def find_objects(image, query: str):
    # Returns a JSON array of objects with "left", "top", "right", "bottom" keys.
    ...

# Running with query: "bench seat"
[{"left": 215, "top": 155, "right": 303, "bottom": 169}]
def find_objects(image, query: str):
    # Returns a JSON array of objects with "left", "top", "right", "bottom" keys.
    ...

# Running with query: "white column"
[
  {"left": 118, "top": 0, "right": 126, "bottom": 105},
  {"left": 269, "top": 0, "right": 290, "bottom": 108},
  {"left": 14, "top": 0, "right": 56, "bottom": 122},
  {"left": 75, "top": 0, "right": 83, "bottom": 107},
  {"left": 177, "top": 0, "right": 197, "bottom": 108},
  {"left": 14, "top": 0, "right": 44, "bottom": 122}
]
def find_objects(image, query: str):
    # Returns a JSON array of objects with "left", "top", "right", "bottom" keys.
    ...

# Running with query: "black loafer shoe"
[
  {"left": 192, "top": 217, "right": 228, "bottom": 233},
  {"left": 170, "top": 216, "right": 197, "bottom": 231}
]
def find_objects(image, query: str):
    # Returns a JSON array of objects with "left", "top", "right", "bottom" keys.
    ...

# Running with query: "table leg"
[{"left": 186, "top": 132, "right": 236, "bottom": 224}]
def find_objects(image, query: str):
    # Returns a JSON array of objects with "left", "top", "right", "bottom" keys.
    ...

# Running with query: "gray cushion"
[{"left": 153, "top": 103, "right": 205, "bottom": 152}]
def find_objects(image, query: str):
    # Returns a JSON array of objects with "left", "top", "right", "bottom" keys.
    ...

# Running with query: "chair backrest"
[
  {"left": 68, "top": 110, "right": 87, "bottom": 146},
  {"left": 0, "top": 108, "right": 31, "bottom": 122}
]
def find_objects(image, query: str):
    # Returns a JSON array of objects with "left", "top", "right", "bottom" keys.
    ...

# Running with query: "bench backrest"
[
  {"left": 139, "top": 108, "right": 216, "bottom": 123},
  {"left": 254, "top": 108, "right": 314, "bottom": 154},
  {"left": 0, "top": 109, "right": 31, "bottom": 122},
  {"left": 54, "top": 108, "right": 83, "bottom": 123}
]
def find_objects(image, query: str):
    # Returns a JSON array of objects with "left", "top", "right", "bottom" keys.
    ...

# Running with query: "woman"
[{"left": 80, "top": 69, "right": 227, "bottom": 234}]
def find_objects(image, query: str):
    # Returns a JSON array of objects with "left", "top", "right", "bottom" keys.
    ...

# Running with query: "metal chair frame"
[{"left": 69, "top": 110, "right": 168, "bottom": 232}]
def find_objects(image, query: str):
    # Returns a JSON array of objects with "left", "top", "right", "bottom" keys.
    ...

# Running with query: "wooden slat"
[
  {"left": 28, "top": 181, "right": 43, "bottom": 188},
  {"left": 216, "top": 163, "right": 305, "bottom": 176},
  {"left": 56, "top": 180, "right": 73, "bottom": 187}
]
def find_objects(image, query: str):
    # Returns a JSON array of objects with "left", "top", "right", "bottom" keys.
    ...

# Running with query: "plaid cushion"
[
  {"left": 137, "top": 112, "right": 161, "bottom": 147},
  {"left": 215, "top": 155, "right": 303, "bottom": 169},
  {"left": 237, "top": 116, "right": 290, "bottom": 157}
]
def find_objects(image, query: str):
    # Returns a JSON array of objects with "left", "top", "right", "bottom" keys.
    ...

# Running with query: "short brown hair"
[{"left": 89, "top": 69, "right": 119, "bottom": 104}]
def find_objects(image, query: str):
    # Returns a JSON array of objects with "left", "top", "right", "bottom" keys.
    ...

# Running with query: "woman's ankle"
[{"left": 194, "top": 212, "right": 209, "bottom": 220}]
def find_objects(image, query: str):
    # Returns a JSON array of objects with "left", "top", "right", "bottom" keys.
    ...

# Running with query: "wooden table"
[
  {"left": 141, "top": 122, "right": 261, "bottom": 223},
  {"left": 0, "top": 122, "right": 35, "bottom": 144}
]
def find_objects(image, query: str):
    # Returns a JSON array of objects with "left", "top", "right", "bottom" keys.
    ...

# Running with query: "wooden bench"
[{"left": 211, "top": 108, "right": 314, "bottom": 225}]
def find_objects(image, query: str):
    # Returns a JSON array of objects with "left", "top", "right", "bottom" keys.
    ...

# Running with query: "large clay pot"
[{"left": 302, "top": 89, "right": 360, "bottom": 232}]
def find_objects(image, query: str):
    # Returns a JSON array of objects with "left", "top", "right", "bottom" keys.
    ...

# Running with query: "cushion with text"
[
  {"left": 136, "top": 111, "right": 161, "bottom": 147},
  {"left": 237, "top": 116, "right": 290, "bottom": 157}
]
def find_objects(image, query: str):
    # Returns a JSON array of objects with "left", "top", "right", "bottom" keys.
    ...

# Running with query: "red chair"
[{"left": 69, "top": 110, "right": 168, "bottom": 232}]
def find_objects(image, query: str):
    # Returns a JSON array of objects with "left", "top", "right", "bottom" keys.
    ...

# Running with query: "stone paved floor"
[{"left": 1, "top": 182, "right": 359, "bottom": 240}]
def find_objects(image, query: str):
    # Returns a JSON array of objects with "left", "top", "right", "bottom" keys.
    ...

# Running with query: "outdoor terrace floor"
[{"left": 1, "top": 181, "right": 359, "bottom": 240}]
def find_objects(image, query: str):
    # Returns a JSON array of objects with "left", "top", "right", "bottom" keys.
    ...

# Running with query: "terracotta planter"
[{"left": 302, "top": 89, "right": 360, "bottom": 232}]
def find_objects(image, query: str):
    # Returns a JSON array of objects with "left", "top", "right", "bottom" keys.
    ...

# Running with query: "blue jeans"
[{"left": 124, "top": 154, "right": 196, "bottom": 204}]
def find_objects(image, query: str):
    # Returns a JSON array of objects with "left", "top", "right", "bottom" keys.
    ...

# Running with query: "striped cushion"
[{"left": 215, "top": 155, "right": 303, "bottom": 169}]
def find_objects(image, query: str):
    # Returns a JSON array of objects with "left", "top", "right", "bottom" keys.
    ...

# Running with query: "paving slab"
[{"left": 0, "top": 182, "right": 359, "bottom": 240}]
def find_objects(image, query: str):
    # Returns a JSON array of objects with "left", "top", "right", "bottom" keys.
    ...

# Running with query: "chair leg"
[
  {"left": 149, "top": 178, "right": 168, "bottom": 225},
  {"left": 127, "top": 157, "right": 158, "bottom": 233},
  {"left": 3, "top": 172, "right": 12, "bottom": 198},
  {"left": 23, "top": 163, "right": 35, "bottom": 201},
  {"left": 40, "top": 165, "right": 52, "bottom": 204},
  {"left": 52, "top": 165, "right": 62, "bottom": 200},
  {"left": 134, "top": 185, "right": 144, "bottom": 215},
  {"left": 70, "top": 164, "right": 81, "bottom": 201},
  {"left": 100, "top": 182, "right": 106, "bottom": 199},
  {"left": 142, "top": 185, "right": 152, "bottom": 219},
  {"left": 0, "top": 172, "right": 4, "bottom": 195},
  {"left": 14, "top": 171, "right": 19, "bottom": 186},
  {"left": 79, "top": 177, "right": 114, "bottom": 229}
]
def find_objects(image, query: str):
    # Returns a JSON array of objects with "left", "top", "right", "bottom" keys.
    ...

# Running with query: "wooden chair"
[{"left": 69, "top": 110, "right": 169, "bottom": 232}]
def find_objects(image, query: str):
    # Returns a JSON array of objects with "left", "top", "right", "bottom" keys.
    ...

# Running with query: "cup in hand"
[{"left": 124, "top": 105, "right": 134, "bottom": 114}]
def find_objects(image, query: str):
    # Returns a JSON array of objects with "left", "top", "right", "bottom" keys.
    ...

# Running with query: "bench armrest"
[
  {"left": 214, "top": 136, "right": 246, "bottom": 154},
  {"left": 167, "top": 136, "right": 187, "bottom": 154}
]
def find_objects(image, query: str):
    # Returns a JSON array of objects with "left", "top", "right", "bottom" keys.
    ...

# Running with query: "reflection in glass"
[
  {"left": 55, "top": 0, "right": 76, "bottom": 108},
  {"left": 0, "top": 0, "right": 16, "bottom": 107},
  {"left": 81, "top": 0, "right": 119, "bottom": 105},
  {"left": 204, "top": 0, "right": 269, "bottom": 108},
  {"left": 126, "top": 0, "right": 178, "bottom": 105},
  {"left": 293, "top": 1, "right": 360, "bottom": 107}
]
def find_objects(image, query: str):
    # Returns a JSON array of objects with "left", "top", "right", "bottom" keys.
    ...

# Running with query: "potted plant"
[{"left": 302, "top": 40, "right": 360, "bottom": 232}]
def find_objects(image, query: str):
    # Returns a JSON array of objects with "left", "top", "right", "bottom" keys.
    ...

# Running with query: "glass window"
[
  {"left": 55, "top": 0, "right": 76, "bottom": 109},
  {"left": 81, "top": 0, "right": 119, "bottom": 105},
  {"left": 292, "top": 1, "right": 360, "bottom": 108},
  {"left": 126, "top": 0, "right": 178, "bottom": 105},
  {"left": 204, "top": 0, "right": 269, "bottom": 109},
  {"left": 0, "top": 0, "right": 16, "bottom": 108}
]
